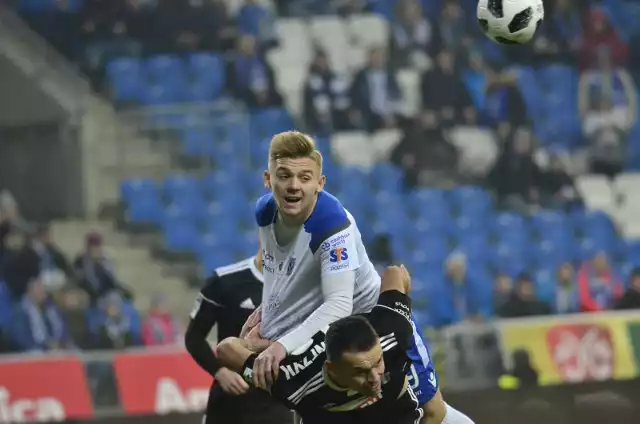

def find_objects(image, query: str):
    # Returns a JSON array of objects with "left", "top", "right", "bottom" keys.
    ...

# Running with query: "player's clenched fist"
[
  {"left": 214, "top": 367, "right": 250, "bottom": 396},
  {"left": 382, "top": 265, "right": 411, "bottom": 288}
]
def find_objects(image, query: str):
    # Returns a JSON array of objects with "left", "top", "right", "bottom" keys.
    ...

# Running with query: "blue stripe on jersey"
[
  {"left": 303, "top": 191, "right": 350, "bottom": 253},
  {"left": 255, "top": 193, "right": 277, "bottom": 227}
]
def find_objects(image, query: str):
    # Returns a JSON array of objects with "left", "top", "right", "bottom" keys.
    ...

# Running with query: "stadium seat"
[
  {"left": 348, "top": 14, "right": 389, "bottom": 48},
  {"left": 107, "top": 58, "right": 144, "bottom": 102},
  {"left": 575, "top": 175, "right": 614, "bottom": 212},
  {"left": 163, "top": 220, "right": 199, "bottom": 253}
]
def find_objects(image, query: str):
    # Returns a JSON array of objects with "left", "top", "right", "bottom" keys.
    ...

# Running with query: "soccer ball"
[{"left": 477, "top": 0, "right": 544, "bottom": 45}]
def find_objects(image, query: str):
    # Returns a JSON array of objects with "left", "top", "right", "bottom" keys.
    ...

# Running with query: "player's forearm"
[
  {"left": 277, "top": 271, "right": 355, "bottom": 352},
  {"left": 216, "top": 337, "right": 254, "bottom": 372},
  {"left": 184, "top": 322, "right": 221, "bottom": 377}
]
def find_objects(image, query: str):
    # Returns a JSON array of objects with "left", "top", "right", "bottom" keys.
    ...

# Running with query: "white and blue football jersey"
[{"left": 256, "top": 191, "right": 380, "bottom": 340}]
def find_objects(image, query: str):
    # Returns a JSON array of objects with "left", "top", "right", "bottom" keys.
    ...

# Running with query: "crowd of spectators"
[
  {"left": 8, "top": 0, "right": 640, "bottom": 332},
  {"left": 0, "top": 190, "right": 181, "bottom": 354}
]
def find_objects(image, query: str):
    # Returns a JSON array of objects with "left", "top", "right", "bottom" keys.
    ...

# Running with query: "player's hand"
[
  {"left": 382, "top": 264, "right": 411, "bottom": 286},
  {"left": 246, "top": 324, "right": 272, "bottom": 353},
  {"left": 214, "top": 367, "right": 250, "bottom": 396},
  {"left": 240, "top": 305, "right": 262, "bottom": 339},
  {"left": 253, "top": 341, "right": 286, "bottom": 390}
]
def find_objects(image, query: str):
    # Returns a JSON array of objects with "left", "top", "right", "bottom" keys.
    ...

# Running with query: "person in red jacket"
[
  {"left": 580, "top": 8, "right": 628, "bottom": 70},
  {"left": 577, "top": 251, "right": 623, "bottom": 312},
  {"left": 142, "top": 294, "right": 181, "bottom": 346}
]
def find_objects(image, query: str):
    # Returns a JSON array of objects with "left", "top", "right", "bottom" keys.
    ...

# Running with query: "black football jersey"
[
  {"left": 190, "top": 257, "right": 263, "bottom": 340},
  {"left": 242, "top": 290, "right": 423, "bottom": 424}
]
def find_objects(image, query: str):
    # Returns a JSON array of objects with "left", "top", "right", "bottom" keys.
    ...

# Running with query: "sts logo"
[{"left": 329, "top": 247, "right": 349, "bottom": 263}]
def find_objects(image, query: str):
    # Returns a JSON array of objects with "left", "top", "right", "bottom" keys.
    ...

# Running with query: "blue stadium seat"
[
  {"left": 181, "top": 125, "right": 217, "bottom": 157},
  {"left": 449, "top": 186, "right": 492, "bottom": 218},
  {"left": 163, "top": 220, "right": 199, "bottom": 253},
  {"left": 126, "top": 196, "right": 163, "bottom": 224},
  {"left": 163, "top": 174, "right": 201, "bottom": 201},
  {"left": 120, "top": 178, "right": 159, "bottom": 205},
  {"left": 107, "top": 58, "right": 144, "bottom": 102},
  {"left": 250, "top": 108, "right": 294, "bottom": 140},
  {"left": 369, "top": 163, "right": 403, "bottom": 192},
  {"left": 187, "top": 53, "right": 225, "bottom": 100}
]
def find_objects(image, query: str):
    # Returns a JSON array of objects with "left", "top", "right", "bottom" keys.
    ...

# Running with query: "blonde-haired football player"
[{"left": 247, "top": 131, "right": 469, "bottom": 424}]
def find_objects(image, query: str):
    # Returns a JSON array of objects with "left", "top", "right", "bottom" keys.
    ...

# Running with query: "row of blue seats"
[{"left": 107, "top": 55, "right": 226, "bottom": 103}]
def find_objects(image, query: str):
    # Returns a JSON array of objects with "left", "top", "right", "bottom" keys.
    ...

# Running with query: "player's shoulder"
[
  {"left": 202, "top": 257, "right": 256, "bottom": 299},
  {"left": 255, "top": 192, "right": 277, "bottom": 227},
  {"left": 304, "top": 191, "right": 352, "bottom": 252}
]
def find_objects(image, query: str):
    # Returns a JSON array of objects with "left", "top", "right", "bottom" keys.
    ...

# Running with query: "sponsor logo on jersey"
[
  {"left": 242, "top": 367, "right": 253, "bottom": 384},
  {"left": 321, "top": 241, "right": 331, "bottom": 252},
  {"left": 329, "top": 247, "right": 348, "bottom": 264},
  {"left": 263, "top": 263, "right": 276, "bottom": 274},
  {"left": 328, "top": 233, "right": 349, "bottom": 248},
  {"left": 286, "top": 257, "right": 296, "bottom": 276},
  {"left": 263, "top": 250, "right": 275, "bottom": 263},
  {"left": 280, "top": 342, "right": 326, "bottom": 380}
]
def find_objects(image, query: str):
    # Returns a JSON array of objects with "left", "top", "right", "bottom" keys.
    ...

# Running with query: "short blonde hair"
[{"left": 269, "top": 131, "right": 323, "bottom": 171}]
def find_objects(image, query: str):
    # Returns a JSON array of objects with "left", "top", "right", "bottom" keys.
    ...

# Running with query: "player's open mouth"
[{"left": 284, "top": 196, "right": 301, "bottom": 204}]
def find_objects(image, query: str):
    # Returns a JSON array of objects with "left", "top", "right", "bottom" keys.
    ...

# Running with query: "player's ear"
[
  {"left": 263, "top": 170, "right": 272, "bottom": 189},
  {"left": 317, "top": 175, "right": 326, "bottom": 193}
]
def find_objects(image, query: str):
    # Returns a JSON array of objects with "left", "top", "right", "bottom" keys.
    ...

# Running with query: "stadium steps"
[{"left": 52, "top": 220, "right": 197, "bottom": 323}]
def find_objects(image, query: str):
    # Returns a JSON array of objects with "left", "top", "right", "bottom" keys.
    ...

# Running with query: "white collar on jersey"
[{"left": 250, "top": 256, "right": 264, "bottom": 283}]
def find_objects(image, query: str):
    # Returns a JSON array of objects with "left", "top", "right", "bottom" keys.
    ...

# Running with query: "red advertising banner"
[
  {"left": 0, "top": 356, "right": 93, "bottom": 422},
  {"left": 113, "top": 349, "right": 213, "bottom": 415}
]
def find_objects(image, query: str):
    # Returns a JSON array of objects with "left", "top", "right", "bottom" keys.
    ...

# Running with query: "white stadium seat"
[
  {"left": 348, "top": 14, "right": 388, "bottom": 48},
  {"left": 331, "top": 131, "right": 375, "bottom": 166},
  {"left": 397, "top": 69, "right": 420, "bottom": 117},
  {"left": 371, "top": 129, "right": 402, "bottom": 161},
  {"left": 448, "top": 126, "right": 498, "bottom": 177},
  {"left": 310, "top": 16, "right": 349, "bottom": 49},
  {"left": 575, "top": 175, "right": 615, "bottom": 212},
  {"left": 613, "top": 172, "right": 640, "bottom": 198}
]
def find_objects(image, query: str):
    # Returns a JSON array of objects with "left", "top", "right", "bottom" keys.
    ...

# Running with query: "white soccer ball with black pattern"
[{"left": 477, "top": 0, "right": 544, "bottom": 44}]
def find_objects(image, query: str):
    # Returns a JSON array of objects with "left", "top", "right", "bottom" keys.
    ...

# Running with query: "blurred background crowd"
[{"left": 1, "top": 0, "right": 640, "bottom": 365}]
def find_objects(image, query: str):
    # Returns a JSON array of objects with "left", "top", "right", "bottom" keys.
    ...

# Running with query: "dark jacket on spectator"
[
  {"left": 303, "top": 61, "right": 352, "bottom": 134},
  {"left": 497, "top": 293, "right": 551, "bottom": 318},
  {"left": 615, "top": 287, "right": 640, "bottom": 310},
  {"left": 227, "top": 55, "right": 282, "bottom": 109},
  {"left": 488, "top": 148, "right": 542, "bottom": 201},
  {"left": 74, "top": 254, "right": 131, "bottom": 304}
]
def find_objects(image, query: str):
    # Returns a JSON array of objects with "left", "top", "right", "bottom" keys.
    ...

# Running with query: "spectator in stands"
[
  {"left": 497, "top": 273, "right": 551, "bottom": 318},
  {"left": 236, "top": 0, "right": 276, "bottom": 48},
  {"left": 436, "top": 0, "right": 472, "bottom": 62},
  {"left": 532, "top": 0, "right": 582, "bottom": 64},
  {"left": 577, "top": 251, "right": 623, "bottom": 312},
  {"left": 391, "top": 110, "right": 459, "bottom": 187},
  {"left": 350, "top": 46, "right": 402, "bottom": 132},
  {"left": 94, "top": 291, "right": 136, "bottom": 350},
  {"left": 580, "top": 7, "right": 628, "bottom": 70},
  {"left": 79, "top": 0, "right": 141, "bottom": 72},
  {"left": 1, "top": 224, "right": 26, "bottom": 284},
  {"left": 59, "top": 285, "right": 91, "bottom": 350},
  {"left": 488, "top": 128, "right": 543, "bottom": 213},
  {"left": 578, "top": 49, "right": 637, "bottom": 178},
  {"left": 0, "top": 190, "right": 24, "bottom": 259},
  {"left": 552, "top": 262, "right": 580, "bottom": 314},
  {"left": 26, "top": 223, "right": 73, "bottom": 290},
  {"left": 421, "top": 49, "right": 476, "bottom": 127},
  {"left": 369, "top": 234, "right": 394, "bottom": 273},
  {"left": 615, "top": 268, "right": 640, "bottom": 310},
  {"left": 482, "top": 65, "right": 527, "bottom": 128},
  {"left": 227, "top": 35, "right": 282, "bottom": 109},
  {"left": 151, "top": 0, "right": 206, "bottom": 53},
  {"left": 389, "top": 0, "right": 434, "bottom": 70},
  {"left": 74, "top": 232, "right": 132, "bottom": 305},
  {"left": 9, "top": 277, "right": 71, "bottom": 353},
  {"left": 439, "top": 252, "right": 486, "bottom": 323},
  {"left": 540, "top": 155, "right": 581, "bottom": 210},
  {"left": 492, "top": 272, "right": 512, "bottom": 313},
  {"left": 303, "top": 50, "right": 354, "bottom": 135},
  {"left": 142, "top": 294, "right": 181, "bottom": 346}
]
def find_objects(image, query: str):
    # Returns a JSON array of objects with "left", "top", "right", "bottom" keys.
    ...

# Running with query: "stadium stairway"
[{"left": 52, "top": 220, "right": 197, "bottom": 322}]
